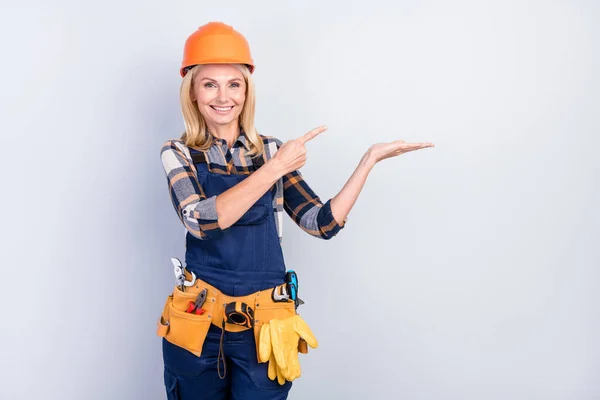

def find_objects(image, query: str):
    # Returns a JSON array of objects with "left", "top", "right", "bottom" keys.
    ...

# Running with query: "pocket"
[
  {"left": 161, "top": 295, "right": 213, "bottom": 357},
  {"left": 203, "top": 203, "right": 269, "bottom": 268},
  {"left": 254, "top": 301, "right": 297, "bottom": 324},
  {"left": 247, "top": 357, "right": 293, "bottom": 392},
  {"left": 234, "top": 204, "right": 269, "bottom": 226},
  {"left": 156, "top": 295, "right": 172, "bottom": 337},
  {"left": 253, "top": 301, "right": 297, "bottom": 361},
  {"left": 171, "top": 286, "right": 217, "bottom": 315},
  {"left": 163, "top": 368, "right": 180, "bottom": 400}
]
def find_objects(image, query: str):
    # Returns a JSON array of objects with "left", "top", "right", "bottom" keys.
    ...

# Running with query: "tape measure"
[{"left": 224, "top": 302, "right": 254, "bottom": 328}]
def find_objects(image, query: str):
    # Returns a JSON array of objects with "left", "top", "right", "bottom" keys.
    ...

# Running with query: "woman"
[{"left": 157, "top": 21, "right": 434, "bottom": 400}]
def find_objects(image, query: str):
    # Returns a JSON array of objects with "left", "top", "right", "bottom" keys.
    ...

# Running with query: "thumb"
[{"left": 293, "top": 316, "right": 319, "bottom": 349}]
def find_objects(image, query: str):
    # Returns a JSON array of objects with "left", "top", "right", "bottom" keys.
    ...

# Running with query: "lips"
[{"left": 210, "top": 105, "right": 233, "bottom": 114}]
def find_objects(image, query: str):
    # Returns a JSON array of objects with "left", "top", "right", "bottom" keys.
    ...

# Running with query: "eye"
[
  {"left": 204, "top": 82, "right": 216, "bottom": 88},
  {"left": 230, "top": 82, "right": 240, "bottom": 88}
]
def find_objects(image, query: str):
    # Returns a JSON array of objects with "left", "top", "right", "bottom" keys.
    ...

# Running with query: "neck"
[{"left": 207, "top": 121, "right": 240, "bottom": 148}]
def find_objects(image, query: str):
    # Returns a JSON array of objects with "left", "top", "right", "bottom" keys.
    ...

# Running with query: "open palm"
[{"left": 368, "top": 140, "right": 434, "bottom": 163}]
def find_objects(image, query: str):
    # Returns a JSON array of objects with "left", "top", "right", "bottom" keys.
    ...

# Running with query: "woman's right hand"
[{"left": 269, "top": 125, "right": 327, "bottom": 177}]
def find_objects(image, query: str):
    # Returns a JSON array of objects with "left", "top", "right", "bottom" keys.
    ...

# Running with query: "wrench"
[{"left": 272, "top": 285, "right": 290, "bottom": 302}]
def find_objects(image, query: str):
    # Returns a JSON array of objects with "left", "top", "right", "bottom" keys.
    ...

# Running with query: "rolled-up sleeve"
[
  {"left": 282, "top": 169, "right": 346, "bottom": 240},
  {"left": 160, "top": 140, "right": 223, "bottom": 240}
]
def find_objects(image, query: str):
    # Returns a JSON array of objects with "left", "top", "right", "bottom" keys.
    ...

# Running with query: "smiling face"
[{"left": 191, "top": 64, "right": 247, "bottom": 132}]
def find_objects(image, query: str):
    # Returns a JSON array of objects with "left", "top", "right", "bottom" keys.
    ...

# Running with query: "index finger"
[{"left": 298, "top": 125, "right": 327, "bottom": 144}]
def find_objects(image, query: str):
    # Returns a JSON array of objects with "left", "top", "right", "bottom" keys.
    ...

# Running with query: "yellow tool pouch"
[
  {"left": 251, "top": 292, "right": 297, "bottom": 360},
  {"left": 156, "top": 275, "right": 301, "bottom": 361},
  {"left": 156, "top": 286, "right": 217, "bottom": 357}
]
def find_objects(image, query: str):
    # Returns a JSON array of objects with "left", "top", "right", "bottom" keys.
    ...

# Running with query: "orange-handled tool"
[{"left": 186, "top": 288, "right": 208, "bottom": 315}]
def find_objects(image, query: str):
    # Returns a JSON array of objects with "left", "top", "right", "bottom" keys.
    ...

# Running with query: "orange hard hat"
[{"left": 180, "top": 22, "right": 255, "bottom": 77}]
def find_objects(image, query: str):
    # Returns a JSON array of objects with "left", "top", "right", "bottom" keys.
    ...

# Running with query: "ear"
[{"left": 190, "top": 87, "right": 197, "bottom": 102}]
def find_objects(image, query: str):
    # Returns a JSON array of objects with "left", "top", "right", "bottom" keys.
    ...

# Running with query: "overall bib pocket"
[
  {"left": 235, "top": 203, "right": 269, "bottom": 226},
  {"left": 203, "top": 203, "right": 269, "bottom": 268}
]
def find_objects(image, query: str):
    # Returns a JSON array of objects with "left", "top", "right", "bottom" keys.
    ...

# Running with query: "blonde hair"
[{"left": 179, "top": 64, "right": 264, "bottom": 157}]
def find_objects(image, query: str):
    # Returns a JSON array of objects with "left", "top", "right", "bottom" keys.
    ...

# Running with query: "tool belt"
[{"left": 156, "top": 272, "right": 299, "bottom": 362}]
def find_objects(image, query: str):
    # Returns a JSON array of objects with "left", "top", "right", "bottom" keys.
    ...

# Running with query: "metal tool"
[
  {"left": 186, "top": 288, "right": 207, "bottom": 315},
  {"left": 272, "top": 285, "right": 290, "bottom": 302},
  {"left": 285, "top": 271, "right": 298, "bottom": 301},
  {"left": 285, "top": 270, "right": 304, "bottom": 308},
  {"left": 171, "top": 257, "right": 196, "bottom": 291}
]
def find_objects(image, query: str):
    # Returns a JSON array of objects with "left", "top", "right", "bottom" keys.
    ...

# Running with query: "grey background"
[{"left": 1, "top": 0, "right": 598, "bottom": 399}]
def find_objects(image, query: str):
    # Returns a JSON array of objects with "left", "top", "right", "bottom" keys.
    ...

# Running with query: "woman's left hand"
[
  {"left": 366, "top": 140, "right": 435, "bottom": 165},
  {"left": 328, "top": 139, "right": 434, "bottom": 225}
]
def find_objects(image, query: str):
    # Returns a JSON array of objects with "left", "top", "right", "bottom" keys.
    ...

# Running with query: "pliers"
[{"left": 186, "top": 288, "right": 208, "bottom": 315}]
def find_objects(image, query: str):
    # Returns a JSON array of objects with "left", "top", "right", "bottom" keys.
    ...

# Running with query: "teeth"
[{"left": 213, "top": 106, "right": 232, "bottom": 112}]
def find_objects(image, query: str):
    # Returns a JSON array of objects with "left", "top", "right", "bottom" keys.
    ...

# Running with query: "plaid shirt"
[{"left": 160, "top": 132, "right": 346, "bottom": 242}]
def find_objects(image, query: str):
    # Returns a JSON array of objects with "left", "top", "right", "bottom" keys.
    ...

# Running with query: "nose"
[{"left": 216, "top": 87, "right": 228, "bottom": 104}]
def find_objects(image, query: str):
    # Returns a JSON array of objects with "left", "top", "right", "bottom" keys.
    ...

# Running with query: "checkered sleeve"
[
  {"left": 274, "top": 139, "right": 346, "bottom": 239},
  {"left": 160, "top": 140, "right": 223, "bottom": 240}
]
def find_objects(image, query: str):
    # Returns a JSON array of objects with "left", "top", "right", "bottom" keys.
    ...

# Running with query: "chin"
[{"left": 210, "top": 117, "right": 238, "bottom": 126}]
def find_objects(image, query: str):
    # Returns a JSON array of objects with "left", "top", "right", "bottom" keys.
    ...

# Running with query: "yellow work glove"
[
  {"left": 258, "top": 314, "right": 318, "bottom": 383},
  {"left": 258, "top": 322, "right": 286, "bottom": 385},
  {"left": 259, "top": 321, "right": 299, "bottom": 384}
]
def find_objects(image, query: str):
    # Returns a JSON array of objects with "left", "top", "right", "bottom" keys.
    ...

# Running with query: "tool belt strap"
[{"left": 182, "top": 270, "right": 289, "bottom": 333}]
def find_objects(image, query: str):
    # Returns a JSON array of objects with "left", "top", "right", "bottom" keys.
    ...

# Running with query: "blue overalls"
[{"left": 162, "top": 147, "right": 292, "bottom": 400}]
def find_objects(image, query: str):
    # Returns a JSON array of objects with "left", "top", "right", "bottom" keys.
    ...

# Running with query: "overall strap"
[
  {"left": 190, "top": 148, "right": 264, "bottom": 169},
  {"left": 190, "top": 150, "right": 207, "bottom": 165}
]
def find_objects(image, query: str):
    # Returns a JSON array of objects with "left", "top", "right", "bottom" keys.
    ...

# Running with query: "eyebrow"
[{"left": 200, "top": 77, "right": 243, "bottom": 83}]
